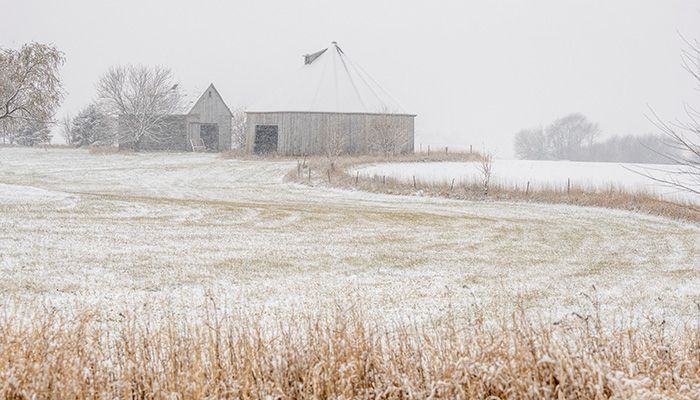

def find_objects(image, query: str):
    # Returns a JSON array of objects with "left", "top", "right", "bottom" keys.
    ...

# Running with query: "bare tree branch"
[{"left": 97, "top": 65, "right": 183, "bottom": 151}]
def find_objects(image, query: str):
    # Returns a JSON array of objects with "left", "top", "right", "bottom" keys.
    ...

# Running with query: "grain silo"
[{"left": 245, "top": 42, "right": 415, "bottom": 156}]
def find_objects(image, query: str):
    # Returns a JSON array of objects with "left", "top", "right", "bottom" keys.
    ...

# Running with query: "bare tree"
[
  {"left": 14, "top": 119, "right": 51, "bottom": 146},
  {"left": 0, "top": 118, "right": 16, "bottom": 145},
  {"left": 638, "top": 36, "right": 700, "bottom": 197},
  {"left": 230, "top": 107, "right": 247, "bottom": 149},
  {"left": 97, "top": 65, "right": 183, "bottom": 151},
  {"left": 323, "top": 114, "right": 347, "bottom": 170},
  {"left": 367, "top": 109, "right": 408, "bottom": 156},
  {"left": 478, "top": 153, "right": 494, "bottom": 195},
  {"left": 59, "top": 113, "right": 72, "bottom": 145},
  {"left": 514, "top": 126, "right": 548, "bottom": 160},
  {"left": 514, "top": 114, "right": 600, "bottom": 161},
  {"left": 70, "top": 102, "right": 115, "bottom": 147},
  {"left": 0, "top": 43, "right": 65, "bottom": 124},
  {"left": 547, "top": 113, "right": 600, "bottom": 160}
]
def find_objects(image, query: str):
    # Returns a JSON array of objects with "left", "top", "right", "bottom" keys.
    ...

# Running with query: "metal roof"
[{"left": 248, "top": 42, "right": 408, "bottom": 115}]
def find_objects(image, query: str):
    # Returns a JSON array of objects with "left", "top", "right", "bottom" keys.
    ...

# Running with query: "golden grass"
[
  {"left": 1, "top": 305, "right": 699, "bottom": 399},
  {"left": 288, "top": 155, "right": 700, "bottom": 223},
  {"left": 87, "top": 145, "right": 125, "bottom": 155},
  {"left": 221, "top": 148, "right": 295, "bottom": 160}
]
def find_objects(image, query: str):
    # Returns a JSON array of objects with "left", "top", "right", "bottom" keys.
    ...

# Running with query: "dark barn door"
[
  {"left": 200, "top": 124, "right": 219, "bottom": 151},
  {"left": 254, "top": 125, "right": 278, "bottom": 154}
]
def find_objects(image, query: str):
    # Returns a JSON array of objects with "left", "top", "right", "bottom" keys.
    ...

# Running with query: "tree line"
[
  {"left": 514, "top": 113, "right": 680, "bottom": 164},
  {"left": 1, "top": 43, "right": 248, "bottom": 150}
]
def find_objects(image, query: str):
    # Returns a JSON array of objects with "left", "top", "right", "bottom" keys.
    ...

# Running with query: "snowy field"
[
  {"left": 0, "top": 148, "right": 698, "bottom": 324},
  {"left": 354, "top": 159, "right": 698, "bottom": 203}
]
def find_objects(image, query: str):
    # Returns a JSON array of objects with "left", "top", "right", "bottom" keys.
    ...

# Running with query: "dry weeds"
[
  {"left": 1, "top": 305, "right": 699, "bottom": 399},
  {"left": 288, "top": 155, "right": 700, "bottom": 223}
]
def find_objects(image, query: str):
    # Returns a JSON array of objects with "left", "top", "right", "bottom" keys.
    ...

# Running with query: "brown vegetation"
[
  {"left": 1, "top": 305, "right": 698, "bottom": 399},
  {"left": 87, "top": 145, "right": 125, "bottom": 155},
  {"left": 288, "top": 153, "right": 700, "bottom": 223}
]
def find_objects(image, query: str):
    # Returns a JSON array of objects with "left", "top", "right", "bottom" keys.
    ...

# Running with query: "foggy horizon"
[{"left": 4, "top": 0, "right": 700, "bottom": 157}]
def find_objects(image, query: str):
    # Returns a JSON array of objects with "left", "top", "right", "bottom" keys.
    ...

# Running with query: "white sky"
[{"left": 3, "top": 0, "right": 699, "bottom": 157}]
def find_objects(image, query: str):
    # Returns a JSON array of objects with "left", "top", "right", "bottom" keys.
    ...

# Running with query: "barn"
[
  {"left": 118, "top": 84, "right": 233, "bottom": 152},
  {"left": 245, "top": 42, "right": 416, "bottom": 156}
]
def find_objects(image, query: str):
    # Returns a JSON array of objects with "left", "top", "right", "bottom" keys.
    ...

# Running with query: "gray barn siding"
[
  {"left": 187, "top": 86, "right": 233, "bottom": 151},
  {"left": 117, "top": 84, "right": 233, "bottom": 152},
  {"left": 245, "top": 112, "right": 415, "bottom": 155}
]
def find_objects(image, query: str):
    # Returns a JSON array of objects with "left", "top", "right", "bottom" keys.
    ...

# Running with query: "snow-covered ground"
[
  {"left": 354, "top": 159, "right": 698, "bottom": 203},
  {"left": 0, "top": 148, "right": 698, "bottom": 325}
]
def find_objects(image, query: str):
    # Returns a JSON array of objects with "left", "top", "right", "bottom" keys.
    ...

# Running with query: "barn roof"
[
  {"left": 248, "top": 42, "right": 411, "bottom": 115},
  {"left": 188, "top": 83, "right": 234, "bottom": 117}
]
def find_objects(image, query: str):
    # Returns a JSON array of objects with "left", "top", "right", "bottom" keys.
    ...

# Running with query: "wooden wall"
[
  {"left": 117, "top": 85, "right": 233, "bottom": 152},
  {"left": 245, "top": 112, "right": 415, "bottom": 155},
  {"left": 187, "top": 87, "right": 232, "bottom": 151}
]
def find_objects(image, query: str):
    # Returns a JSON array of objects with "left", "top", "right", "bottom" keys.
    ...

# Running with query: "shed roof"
[
  {"left": 248, "top": 42, "right": 410, "bottom": 115},
  {"left": 188, "top": 83, "right": 234, "bottom": 117}
]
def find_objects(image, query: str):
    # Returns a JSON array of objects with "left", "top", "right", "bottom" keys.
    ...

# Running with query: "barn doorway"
[
  {"left": 199, "top": 124, "right": 219, "bottom": 151},
  {"left": 254, "top": 125, "right": 278, "bottom": 154}
]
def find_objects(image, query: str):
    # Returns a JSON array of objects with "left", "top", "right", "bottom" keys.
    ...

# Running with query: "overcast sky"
[{"left": 3, "top": 0, "right": 699, "bottom": 157}]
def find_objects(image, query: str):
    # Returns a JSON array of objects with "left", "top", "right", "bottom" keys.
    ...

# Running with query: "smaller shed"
[
  {"left": 118, "top": 83, "right": 233, "bottom": 152},
  {"left": 186, "top": 84, "right": 233, "bottom": 151}
]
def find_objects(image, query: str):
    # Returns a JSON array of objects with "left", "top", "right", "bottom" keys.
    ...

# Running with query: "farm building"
[
  {"left": 246, "top": 42, "right": 416, "bottom": 155},
  {"left": 118, "top": 84, "right": 233, "bottom": 152}
]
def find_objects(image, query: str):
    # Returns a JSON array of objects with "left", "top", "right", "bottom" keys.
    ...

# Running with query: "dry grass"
[
  {"left": 1, "top": 304, "right": 699, "bottom": 399},
  {"left": 221, "top": 148, "right": 296, "bottom": 160},
  {"left": 87, "top": 145, "right": 127, "bottom": 155},
  {"left": 288, "top": 155, "right": 700, "bottom": 223}
]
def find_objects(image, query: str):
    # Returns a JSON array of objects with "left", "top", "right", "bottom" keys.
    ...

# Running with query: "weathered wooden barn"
[
  {"left": 118, "top": 84, "right": 233, "bottom": 152},
  {"left": 245, "top": 42, "right": 415, "bottom": 155}
]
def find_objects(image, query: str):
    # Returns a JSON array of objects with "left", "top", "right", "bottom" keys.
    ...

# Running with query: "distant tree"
[
  {"left": 1, "top": 118, "right": 16, "bottom": 144},
  {"left": 70, "top": 102, "right": 115, "bottom": 147},
  {"left": 368, "top": 110, "right": 408, "bottom": 156},
  {"left": 230, "top": 107, "right": 246, "bottom": 149},
  {"left": 514, "top": 114, "right": 602, "bottom": 161},
  {"left": 59, "top": 113, "right": 72, "bottom": 145},
  {"left": 323, "top": 114, "right": 348, "bottom": 170},
  {"left": 587, "top": 134, "right": 677, "bottom": 164},
  {"left": 97, "top": 65, "right": 183, "bottom": 151},
  {"left": 0, "top": 43, "right": 65, "bottom": 124},
  {"left": 13, "top": 119, "right": 51, "bottom": 146},
  {"left": 546, "top": 113, "right": 600, "bottom": 160},
  {"left": 478, "top": 153, "right": 494, "bottom": 196},
  {"left": 514, "top": 127, "right": 548, "bottom": 160}
]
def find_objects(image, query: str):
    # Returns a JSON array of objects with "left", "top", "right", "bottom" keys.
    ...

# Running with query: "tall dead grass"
[
  {"left": 288, "top": 155, "right": 700, "bottom": 223},
  {"left": 1, "top": 305, "right": 699, "bottom": 399}
]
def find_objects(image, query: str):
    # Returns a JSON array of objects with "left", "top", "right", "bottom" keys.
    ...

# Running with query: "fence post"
[
  {"left": 470, "top": 144, "right": 473, "bottom": 154},
  {"left": 308, "top": 167, "right": 311, "bottom": 182},
  {"left": 413, "top": 175, "right": 417, "bottom": 189},
  {"left": 450, "top": 178, "right": 455, "bottom": 192},
  {"left": 327, "top": 169, "right": 331, "bottom": 184},
  {"left": 427, "top": 145, "right": 430, "bottom": 155},
  {"left": 526, "top": 181, "right": 530, "bottom": 195},
  {"left": 383, "top": 175, "right": 386, "bottom": 185},
  {"left": 355, "top": 171, "right": 359, "bottom": 186},
  {"left": 567, "top": 178, "right": 570, "bottom": 194},
  {"left": 445, "top": 146, "right": 448, "bottom": 154}
]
